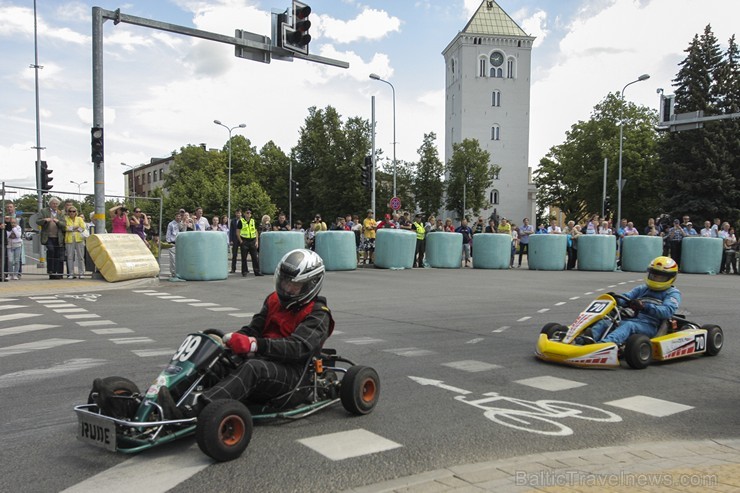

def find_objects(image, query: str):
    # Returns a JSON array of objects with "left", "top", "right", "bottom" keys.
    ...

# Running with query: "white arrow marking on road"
[
  {"left": 0, "top": 358, "right": 106, "bottom": 388},
  {"left": 408, "top": 376, "right": 472, "bottom": 395},
  {"left": 0, "top": 338, "right": 83, "bottom": 357}
]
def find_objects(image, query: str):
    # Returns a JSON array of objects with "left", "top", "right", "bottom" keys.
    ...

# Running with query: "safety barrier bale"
[
  {"left": 528, "top": 234, "right": 567, "bottom": 271},
  {"left": 315, "top": 231, "right": 357, "bottom": 271},
  {"left": 174, "top": 231, "right": 228, "bottom": 281},
  {"left": 680, "top": 237, "right": 723, "bottom": 274},
  {"left": 471, "top": 233, "right": 511, "bottom": 269},
  {"left": 87, "top": 233, "right": 160, "bottom": 282},
  {"left": 426, "top": 232, "right": 463, "bottom": 268},
  {"left": 259, "top": 231, "right": 306, "bottom": 275},
  {"left": 577, "top": 234, "right": 617, "bottom": 271},
  {"left": 621, "top": 236, "right": 663, "bottom": 272},
  {"left": 374, "top": 229, "right": 415, "bottom": 269}
]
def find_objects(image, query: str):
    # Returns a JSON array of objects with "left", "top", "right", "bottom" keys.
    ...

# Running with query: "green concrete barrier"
[{"left": 472, "top": 233, "right": 511, "bottom": 269}]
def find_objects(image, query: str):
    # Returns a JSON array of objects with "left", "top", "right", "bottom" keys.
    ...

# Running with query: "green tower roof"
[{"left": 462, "top": 0, "right": 528, "bottom": 37}]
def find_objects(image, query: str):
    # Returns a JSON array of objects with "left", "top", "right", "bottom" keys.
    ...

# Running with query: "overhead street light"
[
  {"left": 369, "top": 73, "right": 397, "bottom": 198},
  {"left": 70, "top": 180, "right": 87, "bottom": 196},
  {"left": 121, "top": 162, "right": 137, "bottom": 206},
  {"left": 617, "top": 73, "right": 650, "bottom": 227},
  {"left": 214, "top": 120, "right": 246, "bottom": 222}
]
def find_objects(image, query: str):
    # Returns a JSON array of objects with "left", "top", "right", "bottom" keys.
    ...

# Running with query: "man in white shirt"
[
  {"left": 193, "top": 207, "right": 210, "bottom": 231},
  {"left": 547, "top": 219, "right": 562, "bottom": 234}
]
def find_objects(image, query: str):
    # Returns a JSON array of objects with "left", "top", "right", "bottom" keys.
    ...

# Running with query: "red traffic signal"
[{"left": 282, "top": 1, "right": 311, "bottom": 55}]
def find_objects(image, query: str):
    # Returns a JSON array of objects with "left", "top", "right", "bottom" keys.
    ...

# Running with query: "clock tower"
[{"left": 442, "top": 0, "right": 536, "bottom": 224}]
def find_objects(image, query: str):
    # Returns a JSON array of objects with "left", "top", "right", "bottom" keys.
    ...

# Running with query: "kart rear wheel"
[
  {"left": 341, "top": 366, "right": 380, "bottom": 415},
  {"left": 624, "top": 334, "right": 652, "bottom": 369},
  {"left": 702, "top": 324, "right": 723, "bottom": 356},
  {"left": 88, "top": 376, "right": 140, "bottom": 419},
  {"left": 540, "top": 323, "right": 566, "bottom": 340},
  {"left": 196, "top": 400, "right": 253, "bottom": 462}
]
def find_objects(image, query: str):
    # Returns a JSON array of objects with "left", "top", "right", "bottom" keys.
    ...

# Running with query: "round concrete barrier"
[
  {"left": 315, "top": 231, "right": 357, "bottom": 271},
  {"left": 577, "top": 234, "right": 616, "bottom": 271},
  {"left": 175, "top": 231, "right": 228, "bottom": 280},
  {"left": 680, "top": 237, "right": 723, "bottom": 274},
  {"left": 621, "top": 236, "right": 663, "bottom": 272},
  {"left": 472, "top": 234, "right": 511, "bottom": 269},
  {"left": 374, "top": 229, "right": 415, "bottom": 269},
  {"left": 259, "top": 231, "right": 306, "bottom": 275},
  {"left": 528, "top": 234, "right": 567, "bottom": 271},
  {"left": 426, "top": 232, "right": 462, "bottom": 268}
]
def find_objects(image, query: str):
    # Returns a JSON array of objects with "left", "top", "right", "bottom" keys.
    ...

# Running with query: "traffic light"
[
  {"left": 660, "top": 93, "right": 675, "bottom": 123},
  {"left": 361, "top": 155, "right": 372, "bottom": 190},
  {"left": 292, "top": 179, "right": 300, "bottom": 198},
  {"left": 40, "top": 161, "right": 53, "bottom": 192},
  {"left": 281, "top": 1, "right": 311, "bottom": 55},
  {"left": 91, "top": 127, "right": 104, "bottom": 165}
]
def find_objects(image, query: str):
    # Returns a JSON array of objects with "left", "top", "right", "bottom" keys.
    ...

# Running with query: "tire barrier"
[
  {"left": 471, "top": 234, "right": 511, "bottom": 269},
  {"left": 315, "top": 231, "right": 357, "bottom": 271},
  {"left": 175, "top": 231, "right": 228, "bottom": 281},
  {"left": 425, "top": 232, "right": 463, "bottom": 268},
  {"left": 577, "top": 234, "right": 616, "bottom": 272},
  {"left": 86, "top": 233, "right": 160, "bottom": 282},
  {"left": 528, "top": 234, "right": 567, "bottom": 271},
  {"left": 621, "top": 236, "right": 663, "bottom": 273},
  {"left": 374, "top": 229, "right": 415, "bottom": 269},
  {"left": 259, "top": 231, "right": 306, "bottom": 275},
  {"left": 680, "top": 237, "right": 723, "bottom": 274}
]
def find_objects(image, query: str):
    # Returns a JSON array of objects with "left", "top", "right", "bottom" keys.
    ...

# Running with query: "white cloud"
[
  {"left": 518, "top": 9, "right": 548, "bottom": 47},
  {"left": 317, "top": 8, "right": 402, "bottom": 44}
]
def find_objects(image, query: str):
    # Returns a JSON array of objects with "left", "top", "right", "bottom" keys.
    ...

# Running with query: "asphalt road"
[{"left": 1, "top": 266, "right": 738, "bottom": 492}]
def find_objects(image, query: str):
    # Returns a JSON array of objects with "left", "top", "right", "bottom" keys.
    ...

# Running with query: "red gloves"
[{"left": 224, "top": 332, "right": 257, "bottom": 355}]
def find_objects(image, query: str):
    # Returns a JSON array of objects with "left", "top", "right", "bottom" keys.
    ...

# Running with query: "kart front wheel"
[
  {"left": 625, "top": 334, "right": 652, "bottom": 369},
  {"left": 702, "top": 324, "right": 723, "bottom": 356},
  {"left": 540, "top": 323, "right": 566, "bottom": 340},
  {"left": 196, "top": 400, "right": 253, "bottom": 462},
  {"left": 341, "top": 366, "right": 380, "bottom": 415}
]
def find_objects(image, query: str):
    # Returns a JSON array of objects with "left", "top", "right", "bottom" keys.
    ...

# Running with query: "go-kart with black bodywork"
[{"left": 74, "top": 329, "right": 380, "bottom": 462}]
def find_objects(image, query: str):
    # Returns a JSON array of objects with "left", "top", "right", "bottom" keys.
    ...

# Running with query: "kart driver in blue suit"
[{"left": 588, "top": 256, "right": 681, "bottom": 345}]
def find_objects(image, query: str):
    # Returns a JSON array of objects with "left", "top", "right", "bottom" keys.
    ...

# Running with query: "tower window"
[
  {"left": 507, "top": 59, "right": 515, "bottom": 78},
  {"left": 491, "top": 125, "right": 500, "bottom": 141},
  {"left": 490, "top": 67, "right": 503, "bottom": 78},
  {"left": 479, "top": 58, "right": 486, "bottom": 77},
  {"left": 490, "top": 189, "right": 499, "bottom": 205},
  {"left": 492, "top": 90, "right": 501, "bottom": 107}
]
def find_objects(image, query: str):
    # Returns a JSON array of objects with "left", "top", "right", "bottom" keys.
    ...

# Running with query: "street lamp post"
[
  {"left": 120, "top": 162, "right": 136, "bottom": 207},
  {"left": 369, "top": 73, "right": 397, "bottom": 198},
  {"left": 617, "top": 73, "right": 650, "bottom": 226},
  {"left": 214, "top": 120, "right": 246, "bottom": 222},
  {"left": 70, "top": 180, "right": 87, "bottom": 196}
]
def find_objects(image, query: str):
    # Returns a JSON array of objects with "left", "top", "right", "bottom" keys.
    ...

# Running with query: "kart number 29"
[{"left": 172, "top": 335, "right": 202, "bottom": 362}]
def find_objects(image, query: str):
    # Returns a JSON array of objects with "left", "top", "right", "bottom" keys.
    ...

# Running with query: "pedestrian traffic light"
[
  {"left": 281, "top": 1, "right": 311, "bottom": 55},
  {"left": 361, "top": 155, "right": 372, "bottom": 190},
  {"left": 91, "top": 127, "right": 104, "bottom": 165},
  {"left": 292, "top": 179, "right": 300, "bottom": 198},
  {"left": 40, "top": 161, "right": 53, "bottom": 192}
]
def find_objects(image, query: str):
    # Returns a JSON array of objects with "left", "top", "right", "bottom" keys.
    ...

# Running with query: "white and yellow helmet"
[{"left": 646, "top": 256, "right": 678, "bottom": 291}]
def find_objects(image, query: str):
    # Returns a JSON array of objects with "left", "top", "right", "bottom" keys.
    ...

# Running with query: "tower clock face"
[{"left": 490, "top": 52, "right": 504, "bottom": 67}]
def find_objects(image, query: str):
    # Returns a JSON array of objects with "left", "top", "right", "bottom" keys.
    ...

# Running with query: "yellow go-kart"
[{"left": 535, "top": 293, "right": 723, "bottom": 369}]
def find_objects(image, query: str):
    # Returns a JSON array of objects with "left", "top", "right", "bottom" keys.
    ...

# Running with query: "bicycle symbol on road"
[{"left": 409, "top": 376, "right": 621, "bottom": 436}]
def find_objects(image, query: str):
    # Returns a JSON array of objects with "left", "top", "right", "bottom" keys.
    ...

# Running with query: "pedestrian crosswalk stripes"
[
  {"left": 0, "top": 312, "right": 40, "bottom": 322},
  {"left": 0, "top": 338, "right": 84, "bottom": 357},
  {"left": 0, "top": 324, "right": 59, "bottom": 337},
  {"left": 0, "top": 305, "right": 28, "bottom": 311}
]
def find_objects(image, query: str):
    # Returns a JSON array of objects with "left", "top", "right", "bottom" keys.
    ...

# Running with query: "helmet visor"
[{"left": 647, "top": 268, "right": 676, "bottom": 283}]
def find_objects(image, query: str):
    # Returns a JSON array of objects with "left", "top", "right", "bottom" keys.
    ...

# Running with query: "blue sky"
[{"left": 1, "top": 0, "right": 738, "bottom": 200}]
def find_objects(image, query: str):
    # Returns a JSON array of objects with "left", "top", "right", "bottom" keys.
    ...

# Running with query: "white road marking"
[
  {"left": 0, "top": 304, "right": 28, "bottom": 311},
  {"left": 53, "top": 308, "right": 88, "bottom": 313},
  {"left": 517, "top": 316, "right": 531, "bottom": 322},
  {"left": 132, "top": 348, "right": 175, "bottom": 358},
  {"left": 466, "top": 338, "right": 484, "bottom": 344},
  {"left": 190, "top": 302, "right": 219, "bottom": 307},
  {"left": 109, "top": 337, "right": 154, "bottom": 344},
  {"left": 584, "top": 292, "right": 594, "bottom": 295},
  {"left": 492, "top": 326, "right": 510, "bottom": 333},
  {"left": 0, "top": 324, "right": 59, "bottom": 337},
  {"left": 515, "top": 375, "right": 587, "bottom": 391},
  {"left": 608, "top": 285, "right": 617, "bottom": 288},
  {"left": 0, "top": 298, "right": 19, "bottom": 302},
  {"left": 29, "top": 296, "right": 57, "bottom": 300},
  {"left": 554, "top": 302, "right": 567, "bottom": 306},
  {"left": 537, "top": 308, "right": 550, "bottom": 313},
  {"left": 605, "top": 395, "right": 694, "bottom": 417},
  {"left": 0, "top": 338, "right": 84, "bottom": 357},
  {"left": 143, "top": 292, "right": 170, "bottom": 296},
  {"left": 618, "top": 282, "right": 627, "bottom": 285},
  {"left": 408, "top": 376, "right": 471, "bottom": 394},
  {"left": 383, "top": 347, "right": 435, "bottom": 357},
  {"left": 91, "top": 328, "right": 134, "bottom": 335},
  {"left": 569, "top": 296, "right": 580, "bottom": 300},
  {"left": 595, "top": 288, "right": 605, "bottom": 292},
  {"left": 343, "top": 337, "right": 385, "bottom": 345},
  {"left": 61, "top": 444, "right": 212, "bottom": 493},
  {"left": 35, "top": 299, "right": 68, "bottom": 304},
  {"left": 172, "top": 299, "right": 201, "bottom": 303},
  {"left": 0, "top": 358, "right": 107, "bottom": 388},
  {"left": 155, "top": 295, "right": 185, "bottom": 299},
  {"left": 298, "top": 429, "right": 402, "bottom": 461},
  {"left": 442, "top": 360, "right": 501, "bottom": 372},
  {"left": 228, "top": 312, "right": 254, "bottom": 318},
  {"left": 207, "top": 307, "right": 239, "bottom": 312},
  {"left": 133, "top": 289, "right": 158, "bottom": 293},
  {"left": 76, "top": 320, "right": 117, "bottom": 327},
  {"left": 0, "top": 313, "right": 40, "bottom": 322},
  {"left": 64, "top": 314, "right": 101, "bottom": 320}
]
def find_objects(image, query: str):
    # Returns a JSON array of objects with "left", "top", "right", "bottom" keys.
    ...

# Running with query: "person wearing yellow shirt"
[
  {"left": 497, "top": 217, "right": 512, "bottom": 235},
  {"left": 361, "top": 210, "right": 377, "bottom": 264},
  {"left": 64, "top": 207, "right": 87, "bottom": 279}
]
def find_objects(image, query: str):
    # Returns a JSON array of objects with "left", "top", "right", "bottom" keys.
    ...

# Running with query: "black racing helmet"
[{"left": 275, "top": 249, "right": 326, "bottom": 309}]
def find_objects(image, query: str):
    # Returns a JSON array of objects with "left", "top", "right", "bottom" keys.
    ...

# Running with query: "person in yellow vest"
[
  {"left": 64, "top": 207, "right": 87, "bottom": 278},
  {"left": 238, "top": 209, "right": 263, "bottom": 277},
  {"left": 412, "top": 213, "right": 427, "bottom": 268}
]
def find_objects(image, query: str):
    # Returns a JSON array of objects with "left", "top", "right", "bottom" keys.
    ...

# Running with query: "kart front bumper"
[{"left": 535, "top": 334, "right": 620, "bottom": 368}]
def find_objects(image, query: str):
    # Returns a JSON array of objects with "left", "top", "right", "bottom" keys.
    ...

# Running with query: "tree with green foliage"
[
  {"left": 413, "top": 132, "right": 445, "bottom": 217},
  {"left": 445, "top": 138, "right": 498, "bottom": 220},
  {"left": 535, "top": 93, "right": 661, "bottom": 226}
]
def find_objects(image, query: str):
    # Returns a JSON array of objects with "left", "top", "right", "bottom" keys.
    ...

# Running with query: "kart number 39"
[{"left": 172, "top": 335, "right": 202, "bottom": 362}]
